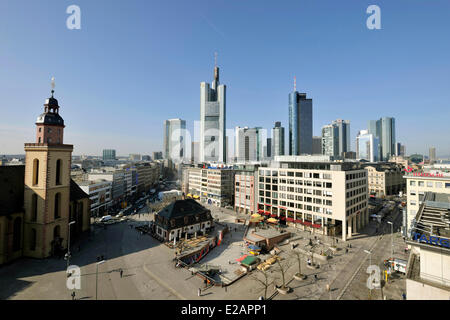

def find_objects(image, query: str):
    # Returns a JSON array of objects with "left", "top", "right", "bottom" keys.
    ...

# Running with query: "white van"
[{"left": 99, "top": 215, "right": 112, "bottom": 223}]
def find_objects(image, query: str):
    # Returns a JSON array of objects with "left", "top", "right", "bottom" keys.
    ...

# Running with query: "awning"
[
  {"left": 267, "top": 218, "right": 278, "bottom": 223},
  {"left": 236, "top": 254, "right": 248, "bottom": 262}
]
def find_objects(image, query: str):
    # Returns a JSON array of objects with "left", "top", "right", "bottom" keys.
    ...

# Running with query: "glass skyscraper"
[
  {"left": 102, "top": 149, "right": 116, "bottom": 161},
  {"left": 289, "top": 91, "right": 312, "bottom": 155},
  {"left": 356, "top": 130, "right": 379, "bottom": 162},
  {"left": 271, "top": 121, "right": 285, "bottom": 157},
  {"left": 368, "top": 117, "right": 396, "bottom": 161},
  {"left": 321, "top": 124, "right": 339, "bottom": 157},
  {"left": 332, "top": 119, "right": 351, "bottom": 155},
  {"left": 200, "top": 64, "right": 226, "bottom": 163},
  {"left": 163, "top": 118, "right": 186, "bottom": 162}
]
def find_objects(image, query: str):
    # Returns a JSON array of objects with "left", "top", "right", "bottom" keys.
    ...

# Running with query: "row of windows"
[
  {"left": 346, "top": 172, "right": 366, "bottom": 180},
  {"left": 409, "top": 180, "right": 450, "bottom": 189},
  {"left": 346, "top": 179, "right": 365, "bottom": 189},
  {"left": 259, "top": 170, "right": 332, "bottom": 180},
  {"left": 346, "top": 194, "right": 367, "bottom": 207},
  {"left": 346, "top": 202, "right": 365, "bottom": 216},
  {"left": 346, "top": 187, "right": 367, "bottom": 198}
]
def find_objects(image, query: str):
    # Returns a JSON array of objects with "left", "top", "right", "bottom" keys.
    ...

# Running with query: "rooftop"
[{"left": 411, "top": 192, "right": 450, "bottom": 242}]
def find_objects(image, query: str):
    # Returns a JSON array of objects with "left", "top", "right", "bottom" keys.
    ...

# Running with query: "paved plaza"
[{"left": 0, "top": 202, "right": 408, "bottom": 300}]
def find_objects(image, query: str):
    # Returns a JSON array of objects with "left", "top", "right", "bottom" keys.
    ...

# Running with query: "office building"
[
  {"left": 289, "top": 89, "right": 312, "bottom": 155},
  {"left": 266, "top": 138, "right": 272, "bottom": 159},
  {"left": 332, "top": 119, "right": 351, "bottom": 155},
  {"left": 186, "top": 166, "right": 235, "bottom": 207},
  {"left": 404, "top": 172, "right": 450, "bottom": 239},
  {"left": 272, "top": 121, "right": 285, "bottom": 157},
  {"left": 129, "top": 154, "right": 142, "bottom": 162},
  {"left": 152, "top": 151, "right": 163, "bottom": 160},
  {"left": 356, "top": 130, "right": 379, "bottom": 162},
  {"left": 234, "top": 166, "right": 258, "bottom": 215},
  {"left": 191, "top": 141, "right": 199, "bottom": 163},
  {"left": 102, "top": 149, "right": 116, "bottom": 161},
  {"left": 200, "top": 62, "right": 226, "bottom": 163},
  {"left": 258, "top": 156, "right": 368, "bottom": 241},
  {"left": 322, "top": 124, "right": 339, "bottom": 157},
  {"left": 235, "top": 127, "right": 266, "bottom": 162},
  {"left": 163, "top": 118, "right": 186, "bottom": 162},
  {"left": 429, "top": 147, "right": 436, "bottom": 164},
  {"left": 368, "top": 117, "right": 396, "bottom": 161},
  {"left": 361, "top": 162, "right": 405, "bottom": 198},
  {"left": 312, "top": 136, "right": 322, "bottom": 155},
  {"left": 88, "top": 170, "right": 125, "bottom": 206},
  {"left": 406, "top": 192, "right": 450, "bottom": 300}
]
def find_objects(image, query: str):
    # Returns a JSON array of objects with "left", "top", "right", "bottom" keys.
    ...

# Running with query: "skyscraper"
[
  {"left": 322, "top": 124, "right": 339, "bottom": 157},
  {"left": 266, "top": 138, "right": 272, "bottom": 159},
  {"left": 163, "top": 118, "right": 186, "bottom": 162},
  {"left": 332, "top": 119, "right": 351, "bottom": 155},
  {"left": 102, "top": 149, "right": 116, "bottom": 161},
  {"left": 200, "top": 59, "right": 226, "bottom": 163},
  {"left": 288, "top": 83, "right": 312, "bottom": 155},
  {"left": 191, "top": 142, "right": 199, "bottom": 163},
  {"left": 271, "top": 121, "right": 285, "bottom": 157},
  {"left": 235, "top": 127, "right": 265, "bottom": 162},
  {"left": 356, "top": 130, "right": 379, "bottom": 162},
  {"left": 429, "top": 147, "right": 436, "bottom": 164},
  {"left": 368, "top": 117, "right": 396, "bottom": 161},
  {"left": 312, "top": 136, "right": 322, "bottom": 155}
]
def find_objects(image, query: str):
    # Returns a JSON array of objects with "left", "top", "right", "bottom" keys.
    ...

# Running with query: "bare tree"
[
  {"left": 291, "top": 250, "right": 306, "bottom": 279},
  {"left": 251, "top": 269, "right": 273, "bottom": 300},
  {"left": 274, "top": 258, "right": 292, "bottom": 290}
]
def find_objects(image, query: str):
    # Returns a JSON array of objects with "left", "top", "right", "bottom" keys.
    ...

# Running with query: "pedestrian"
[
  {"left": 198, "top": 288, "right": 201, "bottom": 297},
  {"left": 336, "top": 239, "right": 338, "bottom": 244},
  {"left": 402, "top": 292, "right": 406, "bottom": 300},
  {"left": 314, "top": 274, "right": 318, "bottom": 281},
  {"left": 71, "top": 291, "right": 76, "bottom": 300},
  {"left": 120, "top": 269, "right": 123, "bottom": 278}
]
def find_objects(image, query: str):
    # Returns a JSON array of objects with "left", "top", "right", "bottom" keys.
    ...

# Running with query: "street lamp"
[
  {"left": 96, "top": 260, "right": 105, "bottom": 300},
  {"left": 65, "top": 221, "right": 76, "bottom": 271},
  {"left": 387, "top": 221, "right": 394, "bottom": 259},
  {"left": 364, "top": 250, "right": 372, "bottom": 299}
]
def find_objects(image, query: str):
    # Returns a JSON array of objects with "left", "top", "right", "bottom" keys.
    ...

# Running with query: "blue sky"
[{"left": 1, "top": 0, "right": 449, "bottom": 157}]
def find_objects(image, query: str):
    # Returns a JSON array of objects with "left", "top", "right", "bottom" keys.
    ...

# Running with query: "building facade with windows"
[
  {"left": 102, "top": 149, "right": 116, "bottom": 161},
  {"left": 234, "top": 169, "right": 258, "bottom": 215},
  {"left": 362, "top": 163, "right": 405, "bottom": 198},
  {"left": 404, "top": 174, "right": 450, "bottom": 238},
  {"left": 78, "top": 180, "right": 112, "bottom": 217},
  {"left": 163, "top": 118, "right": 186, "bottom": 162},
  {"left": 186, "top": 166, "right": 235, "bottom": 207},
  {"left": 405, "top": 192, "right": 450, "bottom": 299},
  {"left": 200, "top": 64, "right": 226, "bottom": 163},
  {"left": 258, "top": 156, "right": 368, "bottom": 241},
  {"left": 289, "top": 91, "right": 312, "bottom": 155},
  {"left": 272, "top": 121, "right": 285, "bottom": 157}
]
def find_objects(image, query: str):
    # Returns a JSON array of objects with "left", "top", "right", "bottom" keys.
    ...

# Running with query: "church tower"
[{"left": 23, "top": 80, "right": 73, "bottom": 258}]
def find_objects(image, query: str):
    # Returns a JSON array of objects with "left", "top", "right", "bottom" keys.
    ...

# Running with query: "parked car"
[{"left": 99, "top": 215, "right": 112, "bottom": 223}]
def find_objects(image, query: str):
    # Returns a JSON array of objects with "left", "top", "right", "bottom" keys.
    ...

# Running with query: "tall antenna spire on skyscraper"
[
  {"left": 294, "top": 76, "right": 296, "bottom": 92},
  {"left": 214, "top": 52, "right": 218, "bottom": 68}
]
